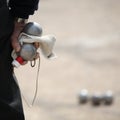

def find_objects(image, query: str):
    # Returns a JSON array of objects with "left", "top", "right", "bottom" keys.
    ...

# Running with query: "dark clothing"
[
  {"left": 0, "top": 0, "right": 39, "bottom": 119},
  {"left": 0, "top": 2, "right": 25, "bottom": 120},
  {"left": 9, "top": 0, "right": 39, "bottom": 18}
]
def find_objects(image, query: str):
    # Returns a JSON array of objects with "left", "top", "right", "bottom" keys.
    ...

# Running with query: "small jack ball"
[{"left": 78, "top": 89, "right": 88, "bottom": 104}]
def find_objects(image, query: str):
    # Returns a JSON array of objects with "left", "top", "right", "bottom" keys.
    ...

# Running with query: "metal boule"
[
  {"left": 20, "top": 44, "right": 37, "bottom": 61},
  {"left": 22, "top": 22, "right": 43, "bottom": 36},
  {"left": 91, "top": 92, "right": 102, "bottom": 106},
  {"left": 78, "top": 89, "right": 89, "bottom": 104},
  {"left": 102, "top": 90, "right": 114, "bottom": 105}
]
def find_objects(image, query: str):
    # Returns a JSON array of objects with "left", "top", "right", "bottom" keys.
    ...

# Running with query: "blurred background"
[{"left": 15, "top": 0, "right": 120, "bottom": 120}]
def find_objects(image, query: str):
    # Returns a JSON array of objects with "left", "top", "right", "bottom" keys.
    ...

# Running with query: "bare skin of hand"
[
  {"left": 11, "top": 21, "right": 25, "bottom": 52},
  {"left": 11, "top": 21, "right": 40, "bottom": 65}
]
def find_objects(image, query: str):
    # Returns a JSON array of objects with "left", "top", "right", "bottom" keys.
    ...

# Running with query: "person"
[{"left": 0, "top": 0, "right": 39, "bottom": 119}]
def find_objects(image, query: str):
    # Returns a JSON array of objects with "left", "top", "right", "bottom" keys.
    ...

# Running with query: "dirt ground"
[{"left": 14, "top": 0, "right": 120, "bottom": 120}]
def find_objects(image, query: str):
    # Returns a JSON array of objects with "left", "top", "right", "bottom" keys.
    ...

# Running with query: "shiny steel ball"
[
  {"left": 78, "top": 89, "right": 89, "bottom": 104},
  {"left": 103, "top": 91, "right": 114, "bottom": 105},
  {"left": 91, "top": 93, "right": 102, "bottom": 106},
  {"left": 20, "top": 44, "right": 37, "bottom": 61},
  {"left": 22, "top": 22, "right": 43, "bottom": 36}
]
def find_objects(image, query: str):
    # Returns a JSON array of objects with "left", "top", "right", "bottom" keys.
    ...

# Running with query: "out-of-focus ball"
[
  {"left": 78, "top": 89, "right": 89, "bottom": 104},
  {"left": 91, "top": 92, "right": 102, "bottom": 106},
  {"left": 102, "top": 90, "right": 114, "bottom": 105}
]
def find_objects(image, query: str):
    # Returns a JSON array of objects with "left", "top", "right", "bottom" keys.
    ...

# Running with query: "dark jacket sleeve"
[{"left": 9, "top": 0, "right": 39, "bottom": 19}]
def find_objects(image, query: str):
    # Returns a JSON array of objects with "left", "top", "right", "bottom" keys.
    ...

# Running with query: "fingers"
[
  {"left": 11, "top": 36, "right": 21, "bottom": 52},
  {"left": 34, "top": 52, "right": 40, "bottom": 59},
  {"left": 11, "top": 21, "right": 26, "bottom": 52},
  {"left": 33, "top": 42, "right": 40, "bottom": 49}
]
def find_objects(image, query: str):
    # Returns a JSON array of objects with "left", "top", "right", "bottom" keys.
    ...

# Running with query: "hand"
[
  {"left": 11, "top": 21, "right": 25, "bottom": 52},
  {"left": 11, "top": 22, "right": 40, "bottom": 66},
  {"left": 11, "top": 21, "right": 28, "bottom": 65}
]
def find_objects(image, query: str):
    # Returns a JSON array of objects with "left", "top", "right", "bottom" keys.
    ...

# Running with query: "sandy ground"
[{"left": 14, "top": 0, "right": 120, "bottom": 120}]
